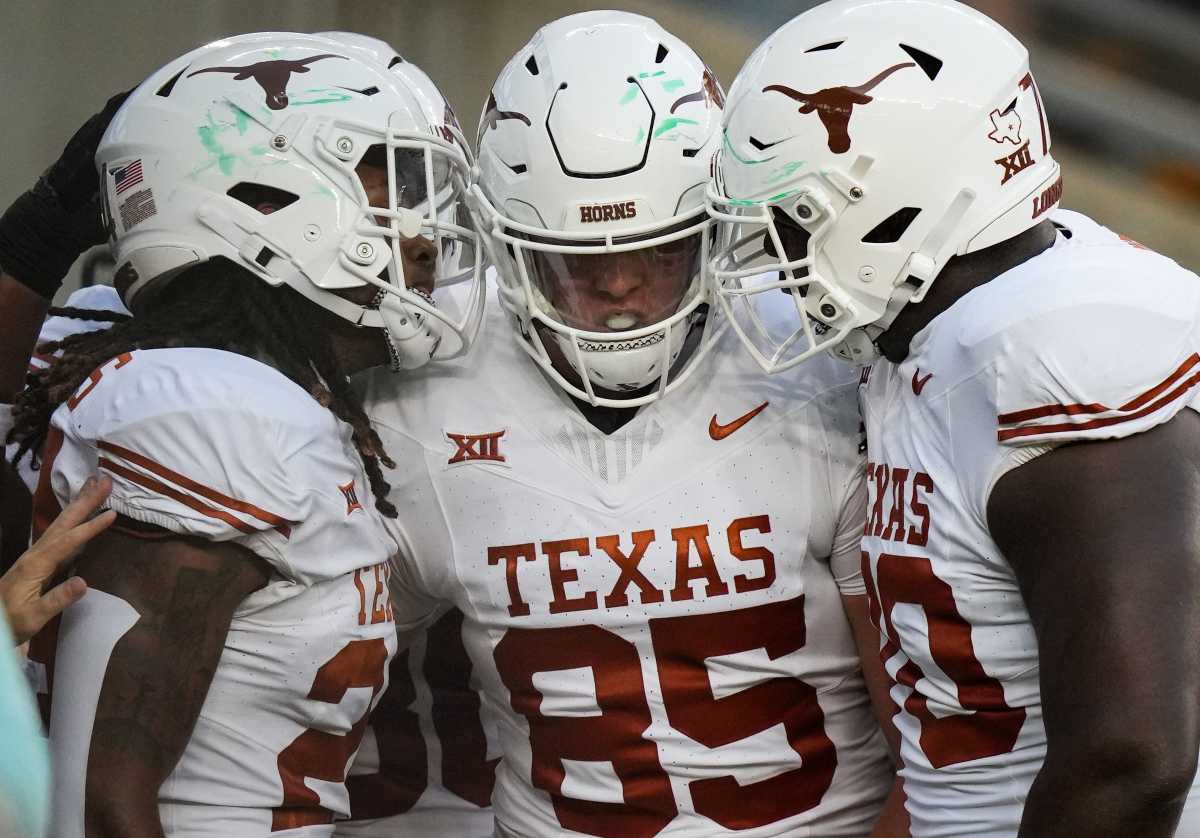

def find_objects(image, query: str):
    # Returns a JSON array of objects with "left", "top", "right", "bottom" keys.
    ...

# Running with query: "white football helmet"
[
  {"left": 472, "top": 11, "right": 725, "bottom": 406},
  {"left": 97, "top": 31, "right": 484, "bottom": 370},
  {"left": 707, "top": 0, "right": 1063, "bottom": 370}
]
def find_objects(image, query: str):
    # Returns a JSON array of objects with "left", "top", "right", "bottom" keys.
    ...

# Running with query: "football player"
[
  {"left": 317, "top": 32, "right": 500, "bottom": 838},
  {"left": 361, "top": 11, "right": 903, "bottom": 837},
  {"left": 708, "top": 1, "right": 1200, "bottom": 835},
  {"left": 2, "top": 31, "right": 483, "bottom": 837}
]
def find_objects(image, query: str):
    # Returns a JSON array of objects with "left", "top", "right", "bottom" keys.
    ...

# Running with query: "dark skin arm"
[
  {"left": 988, "top": 411, "right": 1200, "bottom": 838},
  {"left": 0, "top": 274, "right": 48, "bottom": 402},
  {"left": 842, "top": 593, "right": 911, "bottom": 837},
  {"left": 0, "top": 454, "right": 34, "bottom": 574},
  {"left": 74, "top": 523, "right": 269, "bottom": 838}
]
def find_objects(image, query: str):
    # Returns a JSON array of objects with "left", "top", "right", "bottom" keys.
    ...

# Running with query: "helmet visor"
[
  {"left": 527, "top": 231, "right": 702, "bottom": 333},
  {"left": 358, "top": 143, "right": 452, "bottom": 214}
]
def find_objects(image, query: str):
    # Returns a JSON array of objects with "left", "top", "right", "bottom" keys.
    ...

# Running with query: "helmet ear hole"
[
  {"left": 227, "top": 183, "right": 300, "bottom": 214},
  {"left": 862, "top": 207, "right": 921, "bottom": 244}
]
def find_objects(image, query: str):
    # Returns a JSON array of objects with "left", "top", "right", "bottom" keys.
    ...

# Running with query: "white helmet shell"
[
  {"left": 473, "top": 11, "right": 725, "bottom": 406},
  {"left": 98, "top": 31, "right": 484, "bottom": 370},
  {"left": 708, "top": 0, "right": 1062, "bottom": 370}
]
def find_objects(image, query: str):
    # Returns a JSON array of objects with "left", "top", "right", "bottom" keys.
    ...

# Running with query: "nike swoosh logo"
[
  {"left": 709, "top": 401, "right": 770, "bottom": 440},
  {"left": 912, "top": 370, "right": 933, "bottom": 396}
]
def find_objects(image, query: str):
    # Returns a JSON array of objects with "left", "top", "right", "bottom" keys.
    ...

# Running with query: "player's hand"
[
  {"left": 0, "top": 90, "right": 131, "bottom": 300},
  {"left": 0, "top": 475, "right": 116, "bottom": 645}
]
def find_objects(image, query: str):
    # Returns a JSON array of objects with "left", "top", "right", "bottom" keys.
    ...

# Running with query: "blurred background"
[{"left": 3, "top": 0, "right": 1198, "bottom": 295}]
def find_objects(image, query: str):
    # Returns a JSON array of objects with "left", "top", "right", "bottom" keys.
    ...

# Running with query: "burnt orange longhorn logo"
[
  {"left": 188, "top": 54, "right": 346, "bottom": 110},
  {"left": 763, "top": 62, "right": 915, "bottom": 154}
]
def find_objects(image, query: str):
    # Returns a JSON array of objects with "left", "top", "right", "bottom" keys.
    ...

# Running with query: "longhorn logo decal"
[
  {"left": 763, "top": 62, "right": 915, "bottom": 154},
  {"left": 670, "top": 66, "right": 726, "bottom": 113},
  {"left": 479, "top": 91, "right": 532, "bottom": 144},
  {"left": 188, "top": 54, "right": 346, "bottom": 110}
]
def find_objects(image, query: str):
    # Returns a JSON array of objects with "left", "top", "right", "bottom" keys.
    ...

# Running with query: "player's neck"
[{"left": 875, "top": 220, "right": 1058, "bottom": 363}]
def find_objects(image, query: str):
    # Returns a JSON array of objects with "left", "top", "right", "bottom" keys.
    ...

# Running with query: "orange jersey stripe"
[
  {"left": 997, "top": 367, "right": 1200, "bottom": 442},
  {"left": 997, "top": 353, "right": 1200, "bottom": 426},
  {"left": 98, "top": 440, "right": 293, "bottom": 537},
  {"left": 98, "top": 457, "right": 260, "bottom": 535}
]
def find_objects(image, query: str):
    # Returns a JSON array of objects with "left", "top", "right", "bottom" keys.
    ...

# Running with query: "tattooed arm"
[{"left": 61, "top": 521, "right": 269, "bottom": 838}]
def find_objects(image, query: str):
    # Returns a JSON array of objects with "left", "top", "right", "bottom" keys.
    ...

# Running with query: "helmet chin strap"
[
  {"left": 279, "top": 268, "right": 444, "bottom": 372},
  {"left": 372, "top": 285, "right": 443, "bottom": 371}
]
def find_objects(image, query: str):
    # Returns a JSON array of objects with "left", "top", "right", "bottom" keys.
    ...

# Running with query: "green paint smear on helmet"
[
  {"left": 248, "top": 145, "right": 287, "bottom": 166},
  {"left": 289, "top": 88, "right": 353, "bottom": 106},
  {"left": 195, "top": 114, "right": 238, "bottom": 177},
  {"left": 638, "top": 70, "right": 667, "bottom": 79},
  {"left": 766, "top": 160, "right": 807, "bottom": 183},
  {"left": 619, "top": 85, "right": 639, "bottom": 106},
  {"left": 233, "top": 106, "right": 251, "bottom": 136},
  {"left": 654, "top": 117, "right": 698, "bottom": 138},
  {"left": 635, "top": 126, "right": 646, "bottom": 144},
  {"left": 723, "top": 189, "right": 800, "bottom": 207},
  {"left": 660, "top": 78, "right": 686, "bottom": 93},
  {"left": 721, "top": 130, "right": 769, "bottom": 165}
]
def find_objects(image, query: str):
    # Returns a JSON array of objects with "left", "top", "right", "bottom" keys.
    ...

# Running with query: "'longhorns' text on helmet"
[{"left": 473, "top": 11, "right": 725, "bottom": 406}]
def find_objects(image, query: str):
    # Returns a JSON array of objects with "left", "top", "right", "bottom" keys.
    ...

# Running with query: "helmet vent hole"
[
  {"left": 156, "top": 66, "right": 188, "bottom": 98},
  {"left": 749, "top": 136, "right": 779, "bottom": 151},
  {"left": 227, "top": 183, "right": 300, "bottom": 214},
  {"left": 358, "top": 86, "right": 380, "bottom": 97},
  {"left": 388, "top": 56, "right": 404, "bottom": 69},
  {"left": 655, "top": 43, "right": 670, "bottom": 63},
  {"left": 899, "top": 44, "right": 942, "bottom": 80},
  {"left": 805, "top": 41, "right": 843, "bottom": 53},
  {"left": 1002, "top": 97, "right": 1018, "bottom": 115},
  {"left": 525, "top": 55, "right": 539, "bottom": 76},
  {"left": 682, "top": 147, "right": 701, "bottom": 158},
  {"left": 862, "top": 207, "right": 921, "bottom": 244},
  {"left": 254, "top": 247, "right": 275, "bottom": 268},
  {"left": 506, "top": 161, "right": 528, "bottom": 175}
]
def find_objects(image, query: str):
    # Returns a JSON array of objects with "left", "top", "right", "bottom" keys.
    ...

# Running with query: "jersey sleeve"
[
  {"left": 829, "top": 468, "right": 868, "bottom": 597},
  {"left": 988, "top": 265, "right": 1200, "bottom": 491},
  {"left": 814, "top": 378, "right": 869, "bottom": 597},
  {"left": 48, "top": 350, "right": 340, "bottom": 577},
  {"left": 367, "top": 414, "right": 453, "bottom": 628}
]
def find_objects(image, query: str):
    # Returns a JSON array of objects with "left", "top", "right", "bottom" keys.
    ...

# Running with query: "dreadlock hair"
[
  {"left": 10, "top": 258, "right": 398, "bottom": 518},
  {"left": 43, "top": 305, "right": 132, "bottom": 324}
]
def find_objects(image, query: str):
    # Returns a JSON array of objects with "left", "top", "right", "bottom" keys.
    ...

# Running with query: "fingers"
[
  {"left": 51, "top": 508, "right": 117, "bottom": 558},
  {"left": 10, "top": 576, "right": 88, "bottom": 646},
  {"left": 17, "top": 476, "right": 114, "bottom": 583},
  {"left": 41, "top": 474, "right": 113, "bottom": 534}
]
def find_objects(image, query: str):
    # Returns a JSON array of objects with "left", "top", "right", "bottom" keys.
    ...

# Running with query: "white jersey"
[
  {"left": 32, "top": 347, "right": 398, "bottom": 837},
  {"left": 4, "top": 284, "right": 129, "bottom": 493},
  {"left": 338, "top": 605, "right": 498, "bottom": 838},
  {"left": 858, "top": 210, "right": 1200, "bottom": 836},
  {"left": 31, "top": 285, "right": 130, "bottom": 363},
  {"left": 361, "top": 288, "right": 893, "bottom": 837}
]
